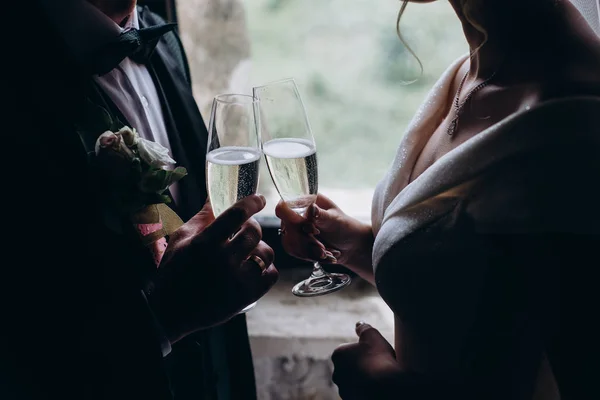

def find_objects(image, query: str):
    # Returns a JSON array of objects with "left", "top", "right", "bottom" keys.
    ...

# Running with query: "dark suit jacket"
[{"left": 2, "top": 4, "right": 255, "bottom": 400}]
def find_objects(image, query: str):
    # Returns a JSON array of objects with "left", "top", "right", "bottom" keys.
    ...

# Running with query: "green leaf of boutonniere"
[
  {"left": 170, "top": 166, "right": 188, "bottom": 182},
  {"left": 139, "top": 166, "right": 188, "bottom": 194}
]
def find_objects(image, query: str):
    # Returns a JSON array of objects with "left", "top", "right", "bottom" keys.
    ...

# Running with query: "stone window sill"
[{"left": 247, "top": 268, "right": 393, "bottom": 400}]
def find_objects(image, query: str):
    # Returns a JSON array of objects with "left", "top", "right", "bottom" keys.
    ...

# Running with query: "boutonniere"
[{"left": 95, "top": 126, "right": 187, "bottom": 266}]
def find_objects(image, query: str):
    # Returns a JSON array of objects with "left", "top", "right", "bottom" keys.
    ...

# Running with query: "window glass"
[{"left": 178, "top": 0, "right": 467, "bottom": 222}]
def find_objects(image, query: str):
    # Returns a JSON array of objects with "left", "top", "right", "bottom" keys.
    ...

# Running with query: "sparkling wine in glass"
[
  {"left": 253, "top": 78, "right": 351, "bottom": 297},
  {"left": 207, "top": 94, "right": 261, "bottom": 313}
]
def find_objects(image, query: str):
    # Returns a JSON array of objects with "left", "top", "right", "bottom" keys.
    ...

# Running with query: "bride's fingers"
[
  {"left": 329, "top": 249, "right": 342, "bottom": 259},
  {"left": 304, "top": 204, "right": 339, "bottom": 233},
  {"left": 301, "top": 223, "right": 320, "bottom": 235},
  {"left": 277, "top": 203, "right": 320, "bottom": 236},
  {"left": 282, "top": 235, "right": 338, "bottom": 263},
  {"left": 278, "top": 203, "right": 339, "bottom": 263},
  {"left": 281, "top": 229, "right": 325, "bottom": 259},
  {"left": 315, "top": 193, "right": 338, "bottom": 209},
  {"left": 306, "top": 241, "right": 329, "bottom": 261},
  {"left": 275, "top": 201, "right": 304, "bottom": 224}
]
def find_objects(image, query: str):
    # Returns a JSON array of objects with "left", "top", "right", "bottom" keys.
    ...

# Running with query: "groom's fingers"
[
  {"left": 227, "top": 218, "right": 263, "bottom": 265},
  {"left": 237, "top": 241, "right": 278, "bottom": 296},
  {"left": 315, "top": 193, "right": 339, "bottom": 210},
  {"left": 200, "top": 194, "right": 266, "bottom": 243},
  {"left": 184, "top": 198, "right": 216, "bottom": 233}
]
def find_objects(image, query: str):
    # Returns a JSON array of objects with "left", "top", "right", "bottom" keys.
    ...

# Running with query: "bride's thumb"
[{"left": 355, "top": 321, "right": 373, "bottom": 337}]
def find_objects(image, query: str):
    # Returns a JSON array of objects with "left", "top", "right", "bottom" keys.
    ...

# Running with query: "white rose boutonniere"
[
  {"left": 115, "top": 126, "right": 176, "bottom": 167},
  {"left": 95, "top": 126, "right": 187, "bottom": 266}
]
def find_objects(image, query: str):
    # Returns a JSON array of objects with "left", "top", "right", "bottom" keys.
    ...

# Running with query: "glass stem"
[{"left": 310, "top": 262, "right": 328, "bottom": 279}]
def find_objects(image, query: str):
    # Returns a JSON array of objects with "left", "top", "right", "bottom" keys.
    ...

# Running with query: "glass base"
[
  {"left": 238, "top": 301, "right": 257, "bottom": 314},
  {"left": 292, "top": 272, "right": 351, "bottom": 297}
]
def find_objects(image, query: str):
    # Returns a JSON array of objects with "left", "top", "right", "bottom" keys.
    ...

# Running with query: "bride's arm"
[
  {"left": 352, "top": 229, "right": 558, "bottom": 400},
  {"left": 375, "top": 145, "right": 597, "bottom": 399}
]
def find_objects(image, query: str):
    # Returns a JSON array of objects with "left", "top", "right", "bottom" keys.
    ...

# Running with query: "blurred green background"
[{"left": 247, "top": 0, "right": 467, "bottom": 196}]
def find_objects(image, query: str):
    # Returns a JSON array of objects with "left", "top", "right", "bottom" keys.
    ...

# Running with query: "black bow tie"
[{"left": 91, "top": 23, "right": 177, "bottom": 76}]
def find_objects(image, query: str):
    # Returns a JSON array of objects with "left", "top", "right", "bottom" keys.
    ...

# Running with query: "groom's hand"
[
  {"left": 331, "top": 322, "right": 402, "bottom": 400},
  {"left": 147, "top": 194, "right": 279, "bottom": 344}
]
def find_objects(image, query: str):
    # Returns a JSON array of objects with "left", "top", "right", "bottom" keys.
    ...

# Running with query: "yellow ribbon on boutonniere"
[
  {"left": 130, "top": 203, "right": 185, "bottom": 266},
  {"left": 131, "top": 203, "right": 184, "bottom": 246}
]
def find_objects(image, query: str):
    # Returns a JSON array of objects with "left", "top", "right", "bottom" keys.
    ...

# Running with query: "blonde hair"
[
  {"left": 395, "top": 1, "right": 422, "bottom": 84},
  {"left": 395, "top": 0, "right": 489, "bottom": 81}
]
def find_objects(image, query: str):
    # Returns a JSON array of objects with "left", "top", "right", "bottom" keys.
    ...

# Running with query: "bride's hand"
[
  {"left": 275, "top": 193, "right": 373, "bottom": 268},
  {"left": 331, "top": 322, "right": 402, "bottom": 399}
]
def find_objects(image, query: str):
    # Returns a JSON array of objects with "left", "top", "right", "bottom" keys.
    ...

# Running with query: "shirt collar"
[
  {"left": 121, "top": 7, "right": 140, "bottom": 31},
  {"left": 38, "top": 0, "right": 138, "bottom": 65}
]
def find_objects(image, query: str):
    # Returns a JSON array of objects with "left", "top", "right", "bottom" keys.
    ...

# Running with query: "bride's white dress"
[{"left": 370, "top": 54, "right": 600, "bottom": 398}]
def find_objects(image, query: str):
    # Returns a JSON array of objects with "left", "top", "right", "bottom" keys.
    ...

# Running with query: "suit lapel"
[{"left": 138, "top": 14, "right": 209, "bottom": 222}]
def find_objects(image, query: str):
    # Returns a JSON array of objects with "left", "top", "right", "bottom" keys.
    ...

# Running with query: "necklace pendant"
[{"left": 447, "top": 119, "right": 457, "bottom": 136}]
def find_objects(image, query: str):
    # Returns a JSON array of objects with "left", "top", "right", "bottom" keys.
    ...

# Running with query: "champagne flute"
[
  {"left": 253, "top": 78, "right": 351, "bottom": 297},
  {"left": 206, "top": 94, "right": 262, "bottom": 313}
]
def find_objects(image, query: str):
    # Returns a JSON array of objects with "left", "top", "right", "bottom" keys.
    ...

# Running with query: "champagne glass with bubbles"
[
  {"left": 206, "top": 94, "right": 262, "bottom": 313},
  {"left": 253, "top": 78, "right": 351, "bottom": 297}
]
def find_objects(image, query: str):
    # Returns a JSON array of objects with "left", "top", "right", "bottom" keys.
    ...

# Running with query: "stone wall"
[
  {"left": 247, "top": 269, "right": 394, "bottom": 400},
  {"left": 176, "top": 0, "right": 252, "bottom": 119}
]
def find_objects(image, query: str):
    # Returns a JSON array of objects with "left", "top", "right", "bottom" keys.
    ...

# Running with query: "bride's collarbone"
[{"left": 409, "top": 87, "right": 542, "bottom": 183}]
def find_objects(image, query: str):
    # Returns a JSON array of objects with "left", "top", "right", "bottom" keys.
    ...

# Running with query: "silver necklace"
[{"left": 447, "top": 68, "right": 499, "bottom": 136}]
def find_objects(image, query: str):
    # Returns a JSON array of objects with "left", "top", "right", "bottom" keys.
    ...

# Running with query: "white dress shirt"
[
  {"left": 39, "top": 0, "right": 179, "bottom": 202},
  {"left": 92, "top": 10, "right": 173, "bottom": 165},
  {"left": 39, "top": 0, "right": 175, "bottom": 357}
]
